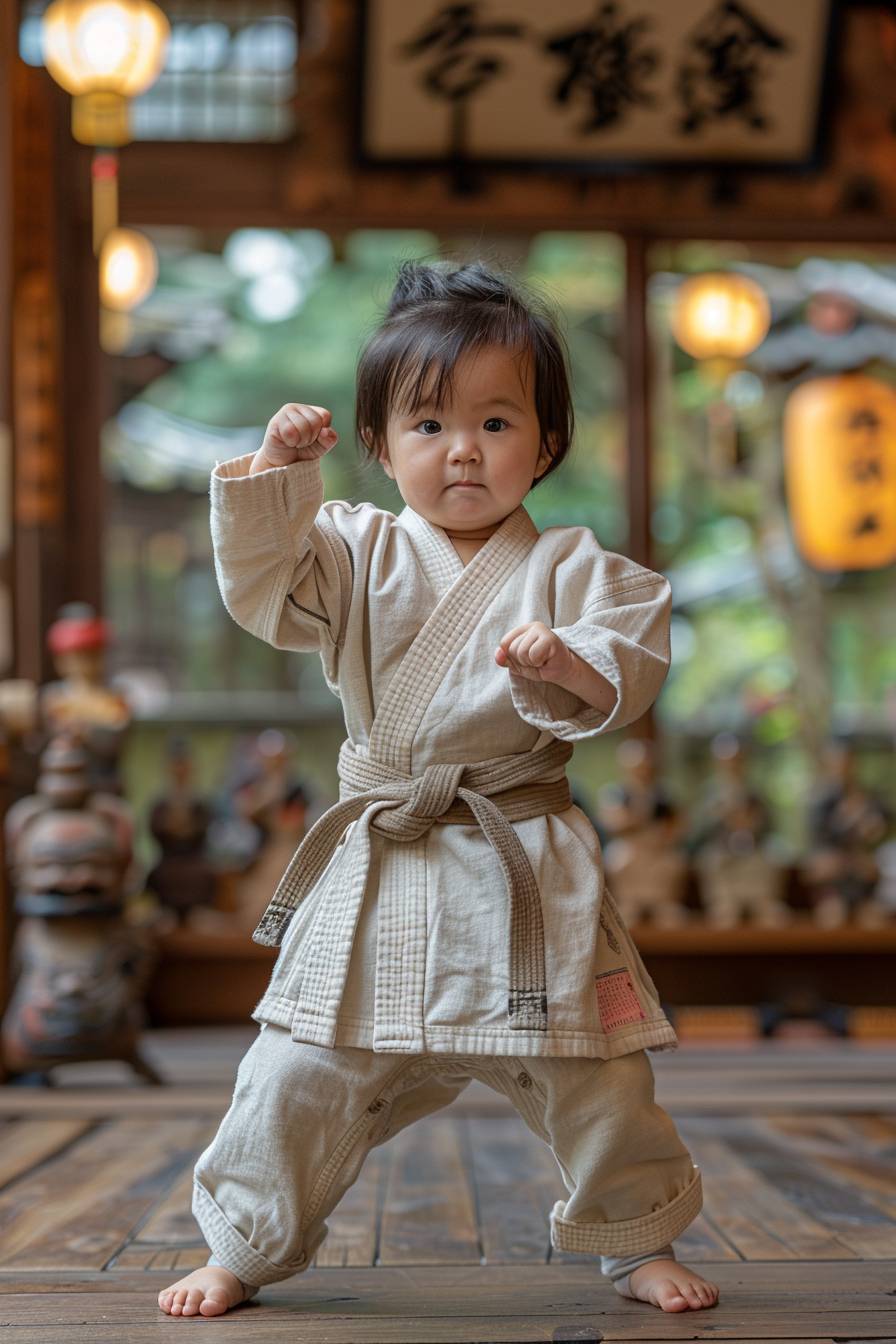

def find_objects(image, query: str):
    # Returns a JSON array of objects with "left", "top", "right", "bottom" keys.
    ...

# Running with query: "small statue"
[
  {"left": 232, "top": 781, "right": 310, "bottom": 931},
  {"left": 597, "top": 739, "right": 689, "bottom": 926},
  {"left": 1, "top": 733, "right": 158, "bottom": 1083},
  {"left": 802, "top": 739, "right": 892, "bottom": 927},
  {"left": 232, "top": 729, "right": 307, "bottom": 858},
  {"left": 40, "top": 603, "right": 130, "bottom": 794},
  {"left": 145, "top": 736, "right": 217, "bottom": 924},
  {"left": 690, "top": 733, "right": 791, "bottom": 927}
]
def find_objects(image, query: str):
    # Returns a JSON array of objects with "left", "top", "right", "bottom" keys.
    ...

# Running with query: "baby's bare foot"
[
  {"left": 158, "top": 1265, "right": 249, "bottom": 1318},
  {"left": 627, "top": 1258, "right": 719, "bottom": 1312}
]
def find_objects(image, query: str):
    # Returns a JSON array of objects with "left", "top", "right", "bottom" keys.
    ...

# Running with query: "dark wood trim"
[
  {"left": 623, "top": 236, "right": 652, "bottom": 572},
  {"left": 58, "top": 133, "right": 103, "bottom": 615},
  {"left": 0, "top": 0, "right": 14, "bottom": 1043},
  {"left": 623, "top": 235, "right": 656, "bottom": 742}
]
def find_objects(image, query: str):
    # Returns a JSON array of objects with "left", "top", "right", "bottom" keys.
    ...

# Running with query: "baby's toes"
[
  {"left": 199, "top": 1287, "right": 233, "bottom": 1317},
  {"left": 158, "top": 1289, "right": 174, "bottom": 1314},
  {"left": 659, "top": 1281, "right": 690, "bottom": 1311},
  {"left": 181, "top": 1288, "right": 205, "bottom": 1316}
]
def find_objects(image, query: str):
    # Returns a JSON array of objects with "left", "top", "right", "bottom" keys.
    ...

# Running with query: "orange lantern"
[
  {"left": 783, "top": 374, "right": 896, "bottom": 571},
  {"left": 672, "top": 272, "right": 770, "bottom": 361}
]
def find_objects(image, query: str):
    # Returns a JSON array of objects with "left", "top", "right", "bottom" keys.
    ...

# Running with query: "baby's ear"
[
  {"left": 370, "top": 436, "right": 395, "bottom": 480},
  {"left": 535, "top": 433, "right": 558, "bottom": 480}
]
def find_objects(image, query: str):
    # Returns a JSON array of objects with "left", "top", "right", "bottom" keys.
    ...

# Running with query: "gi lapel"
[
  {"left": 365, "top": 503, "right": 545, "bottom": 1049},
  {"left": 370, "top": 504, "right": 540, "bottom": 772}
]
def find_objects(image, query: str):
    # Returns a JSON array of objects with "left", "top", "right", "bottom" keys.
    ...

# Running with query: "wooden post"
[
  {"left": 624, "top": 235, "right": 652, "bottom": 572},
  {"left": 0, "top": 0, "right": 13, "bottom": 1038},
  {"left": 623, "top": 234, "right": 657, "bottom": 743}
]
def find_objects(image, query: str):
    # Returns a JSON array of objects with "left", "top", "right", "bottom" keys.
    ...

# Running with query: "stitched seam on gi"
[
  {"left": 581, "top": 575, "right": 668, "bottom": 616},
  {"left": 299, "top": 1056, "right": 435, "bottom": 1233}
]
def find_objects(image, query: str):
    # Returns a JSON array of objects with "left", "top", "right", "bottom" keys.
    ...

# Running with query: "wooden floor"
[{"left": 1, "top": 1023, "right": 895, "bottom": 1341}]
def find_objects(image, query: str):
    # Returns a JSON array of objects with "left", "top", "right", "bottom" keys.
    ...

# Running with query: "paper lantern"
[
  {"left": 42, "top": 0, "right": 169, "bottom": 146},
  {"left": 99, "top": 227, "right": 157, "bottom": 310},
  {"left": 784, "top": 374, "right": 896, "bottom": 571},
  {"left": 672, "top": 272, "right": 770, "bottom": 361}
]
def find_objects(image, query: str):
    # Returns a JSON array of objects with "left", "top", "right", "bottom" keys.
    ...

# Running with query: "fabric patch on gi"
[{"left": 595, "top": 967, "right": 646, "bottom": 1031}]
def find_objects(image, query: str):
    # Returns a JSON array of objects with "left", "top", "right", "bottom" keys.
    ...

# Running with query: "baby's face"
[{"left": 378, "top": 345, "right": 554, "bottom": 535}]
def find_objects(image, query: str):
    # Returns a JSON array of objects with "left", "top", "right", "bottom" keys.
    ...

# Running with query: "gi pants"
[{"left": 193, "top": 1024, "right": 703, "bottom": 1300}]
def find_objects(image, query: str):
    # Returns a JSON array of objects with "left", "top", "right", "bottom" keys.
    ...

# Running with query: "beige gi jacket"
[{"left": 210, "top": 453, "right": 679, "bottom": 1059}]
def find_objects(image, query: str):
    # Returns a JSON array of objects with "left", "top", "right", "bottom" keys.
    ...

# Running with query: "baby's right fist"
[{"left": 252, "top": 404, "right": 339, "bottom": 473}]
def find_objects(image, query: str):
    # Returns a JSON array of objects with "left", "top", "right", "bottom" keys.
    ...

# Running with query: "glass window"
[{"left": 19, "top": 0, "right": 297, "bottom": 142}]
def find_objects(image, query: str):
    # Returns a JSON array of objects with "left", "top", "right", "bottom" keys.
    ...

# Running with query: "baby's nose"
[{"left": 449, "top": 433, "right": 481, "bottom": 459}]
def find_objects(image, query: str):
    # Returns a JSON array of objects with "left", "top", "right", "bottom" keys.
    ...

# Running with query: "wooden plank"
[
  {"left": 467, "top": 1113, "right": 558, "bottom": 1263},
  {"left": 313, "top": 1144, "right": 388, "bottom": 1267},
  {"left": 725, "top": 1117, "right": 896, "bottom": 1259},
  {"left": 108, "top": 1244, "right": 210, "bottom": 1272},
  {"left": 0, "top": 1117, "right": 94, "bottom": 1190},
  {"left": 2, "top": 1262, "right": 896, "bottom": 1341},
  {"left": 678, "top": 1121, "right": 857, "bottom": 1261},
  {"left": 3, "top": 1258, "right": 895, "bottom": 1293},
  {"left": 0, "top": 1319, "right": 870, "bottom": 1343},
  {"left": 128, "top": 1120, "right": 218, "bottom": 1246},
  {"left": 0, "top": 1088, "right": 234, "bottom": 1117},
  {"left": 378, "top": 1115, "right": 480, "bottom": 1265},
  {"left": 763, "top": 1115, "right": 896, "bottom": 1222},
  {"left": 0, "top": 1117, "right": 209, "bottom": 1271}
]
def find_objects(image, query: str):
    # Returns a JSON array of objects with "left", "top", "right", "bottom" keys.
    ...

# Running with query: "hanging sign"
[{"left": 358, "top": 0, "right": 835, "bottom": 173}]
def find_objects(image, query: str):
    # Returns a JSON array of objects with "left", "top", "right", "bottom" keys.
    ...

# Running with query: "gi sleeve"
[
  {"left": 209, "top": 451, "right": 353, "bottom": 654},
  {"left": 508, "top": 551, "right": 672, "bottom": 742}
]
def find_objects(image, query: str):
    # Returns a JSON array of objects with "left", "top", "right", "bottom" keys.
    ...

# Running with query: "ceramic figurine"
[
  {"left": 597, "top": 739, "right": 689, "bottom": 926},
  {"left": 232, "top": 781, "right": 310, "bottom": 931},
  {"left": 1, "top": 734, "right": 158, "bottom": 1083},
  {"left": 145, "top": 736, "right": 217, "bottom": 924},
  {"left": 40, "top": 602, "right": 131, "bottom": 794},
  {"left": 802, "top": 740, "right": 892, "bottom": 927},
  {"left": 690, "top": 733, "right": 791, "bottom": 927}
]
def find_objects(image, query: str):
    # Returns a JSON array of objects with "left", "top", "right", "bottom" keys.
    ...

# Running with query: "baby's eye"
[
  {"left": 417, "top": 420, "right": 442, "bottom": 435},
  {"left": 484, "top": 417, "right": 508, "bottom": 432}
]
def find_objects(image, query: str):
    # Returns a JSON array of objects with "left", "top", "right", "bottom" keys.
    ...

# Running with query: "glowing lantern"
[
  {"left": 672, "top": 272, "right": 771, "bottom": 361},
  {"left": 41, "top": 0, "right": 168, "bottom": 266},
  {"left": 99, "top": 228, "right": 157, "bottom": 310},
  {"left": 784, "top": 374, "right": 896, "bottom": 571},
  {"left": 42, "top": 0, "right": 169, "bottom": 146}
]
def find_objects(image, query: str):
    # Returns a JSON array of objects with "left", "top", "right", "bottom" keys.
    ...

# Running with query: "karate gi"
[{"left": 194, "top": 452, "right": 703, "bottom": 1292}]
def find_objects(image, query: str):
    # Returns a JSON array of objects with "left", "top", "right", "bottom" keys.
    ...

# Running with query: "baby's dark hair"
[{"left": 355, "top": 260, "right": 574, "bottom": 488}]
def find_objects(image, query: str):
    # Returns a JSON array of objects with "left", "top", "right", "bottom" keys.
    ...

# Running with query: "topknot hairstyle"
[{"left": 355, "top": 259, "right": 574, "bottom": 488}]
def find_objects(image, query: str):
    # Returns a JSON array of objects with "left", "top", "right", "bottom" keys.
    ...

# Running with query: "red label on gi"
[{"left": 595, "top": 968, "right": 646, "bottom": 1031}]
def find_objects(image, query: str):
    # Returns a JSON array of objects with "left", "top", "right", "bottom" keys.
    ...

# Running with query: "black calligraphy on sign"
[
  {"left": 677, "top": 0, "right": 790, "bottom": 135},
  {"left": 844, "top": 405, "right": 885, "bottom": 539},
  {"left": 400, "top": 3, "right": 525, "bottom": 163},
  {"left": 543, "top": 1, "right": 659, "bottom": 133}
]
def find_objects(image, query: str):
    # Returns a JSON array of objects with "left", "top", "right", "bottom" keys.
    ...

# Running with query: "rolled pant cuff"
[
  {"left": 192, "top": 1179, "right": 316, "bottom": 1288},
  {"left": 550, "top": 1164, "right": 703, "bottom": 1257}
]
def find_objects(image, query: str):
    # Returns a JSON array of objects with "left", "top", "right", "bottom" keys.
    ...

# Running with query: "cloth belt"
[{"left": 252, "top": 736, "right": 575, "bottom": 1033}]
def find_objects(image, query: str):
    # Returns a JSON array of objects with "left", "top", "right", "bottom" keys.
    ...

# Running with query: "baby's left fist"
[{"left": 495, "top": 621, "right": 575, "bottom": 684}]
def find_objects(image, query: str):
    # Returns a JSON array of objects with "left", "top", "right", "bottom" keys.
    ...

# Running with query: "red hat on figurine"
[{"left": 46, "top": 602, "right": 111, "bottom": 655}]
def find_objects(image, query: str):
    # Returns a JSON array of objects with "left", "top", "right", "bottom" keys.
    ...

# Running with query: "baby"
[{"left": 159, "top": 260, "right": 719, "bottom": 1318}]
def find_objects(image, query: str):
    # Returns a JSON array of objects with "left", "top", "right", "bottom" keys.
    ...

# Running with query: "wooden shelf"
[{"left": 629, "top": 921, "right": 896, "bottom": 955}]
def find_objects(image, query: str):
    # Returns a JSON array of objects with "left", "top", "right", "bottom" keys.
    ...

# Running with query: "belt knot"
[{"left": 405, "top": 761, "right": 465, "bottom": 821}]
